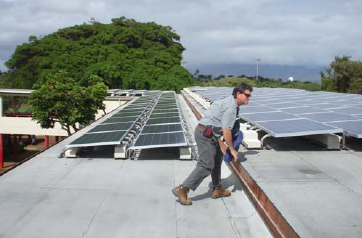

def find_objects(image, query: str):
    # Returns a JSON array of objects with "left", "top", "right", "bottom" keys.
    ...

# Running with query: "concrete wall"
[
  {"left": 0, "top": 100, "right": 128, "bottom": 136},
  {"left": 0, "top": 117, "right": 70, "bottom": 136},
  {"left": 95, "top": 100, "right": 126, "bottom": 120}
]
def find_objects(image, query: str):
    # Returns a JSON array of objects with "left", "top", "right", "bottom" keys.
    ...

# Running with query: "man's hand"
[
  {"left": 230, "top": 149, "right": 238, "bottom": 162},
  {"left": 230, "top": 149, "right": 242, "bottom": 171}
]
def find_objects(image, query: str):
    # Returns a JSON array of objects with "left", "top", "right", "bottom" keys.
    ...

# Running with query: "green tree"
[
  {"left": 29, "top": 71, "right": 108, "bottom": 135},
  {"left": 0, "top": 70, "right": 5, "bottom": 87},
  {"left": 154, "top": 66, "right": 195, "bottom": 91},
  {"left": 4, "top": 17, "right": 194, "bottom": 92},
  {"left": 349, "top": 78, "right": 362, "bottom": 94},
  {"left": 321, "top": 56, "right": 362, "bottom": 94}
]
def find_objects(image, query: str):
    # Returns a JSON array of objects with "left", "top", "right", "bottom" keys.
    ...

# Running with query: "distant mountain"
[{"left": 184, "top": 63, "right": 327, "bottom": 83}]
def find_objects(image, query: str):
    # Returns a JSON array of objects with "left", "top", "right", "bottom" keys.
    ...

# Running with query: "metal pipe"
[{"left": 261, "top": 134, "right": 271, "bottom": 148}]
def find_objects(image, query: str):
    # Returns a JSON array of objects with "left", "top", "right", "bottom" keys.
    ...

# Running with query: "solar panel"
[
  {"left": 244, "top": 102, "right": 261, "bottom": 106},
  {"left": 256, "top": 99, "right": 287, "bottom": 105},
  {"left": 69, "top": 131, "right": 128, "bottom": 146},
  {"left": 131, "top": 101, "right": 151, "bottom": 104},
  {"left": 280, "top": 106, "right": 326, "bottom": 115},
  {"left": 122, "top": 106, "right": 147, "bottom": 110},
  {"left": 240, "top": 106, "right": 278, "bottom": 114},
  {"left": 146, "top": 117, "right": 181, "bottom": 125},
  {"left": 188, "top": 86, "right": 362, "bottom": 140},
  {"left": 327, "top": 120, "right": 362, "bottom": 138},
  {"left": 101, "top": 116, "right": 139, "bottom": 124},
  {"left": 133, "top": 101, "right": 153, "bottom": 104},
  {"left": 141, "top": 124, "right": 183, "bottom": 134},
  {"left": 133, "top": 132, "right": 187, "bottom": 149},
  {"left": 329, "top": 107, "right": 362, "bottom": 115},
  {"left": 158, "top": 100, "right": 174, "bottom": 102},
  {"left": 154, "top": 104, "right": 178, "bottom": 109},
  {"left": 158, "top": 99, "right": 176, "bottom": 102},
  {"left": 256, "top": 119, "right": 342, "bottom": 137},
  {"left": 193, "top": 87, "right": 362, "bottom": 139},
  {"left": 155, "top": 103, "right": 177, "bottom": 107},
  {"left": 88, "top": 122, "right": 133, "bottom": 133},
  {"left": 267, "top": 102, "right": 300, "bottom": 109},
  {"left": 157, "top": 102, "right": 177, "bottom": 106},
  {"left": 111, "top": 114, "right": 141, "bottom": 119},
  {"left": 118, "top": 108, "right": 144, "bottom": 113},
  {"left": 66, "top": 91, "right": 162, "bottom": 149},
  {"left": 152, "top": 108, "right": 179, "bottom": 114},
  {"left": 304, "top": 103, "right": 343, "bottom": 110},
  {"left": 149, "top": 112, "right": 180, "bottom": 119},
  {"left": 240, "top": 112, "right": 298, "bottom": 122},
  {"left": 114, "top": 111, "right": 144, "bottom": 117},
  {"left": 301, "top": 112, "right": 360, "bottom": 123},
  {"left": 130, "top": 91, "right": 189, "bottom": 151}
]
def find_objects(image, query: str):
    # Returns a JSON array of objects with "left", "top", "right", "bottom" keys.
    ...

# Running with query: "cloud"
[{"left": 1, "top": 0, "right": 362, "bottom": 71}]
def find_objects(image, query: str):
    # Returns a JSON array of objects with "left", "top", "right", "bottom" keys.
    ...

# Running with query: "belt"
[{"left": 198, "top": 124, "right": 206, "bottom": 130}]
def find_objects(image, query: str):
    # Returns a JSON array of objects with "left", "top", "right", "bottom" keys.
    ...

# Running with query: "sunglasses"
[{"left": 243, "top": 93, "right": 251, "bottom": 98}]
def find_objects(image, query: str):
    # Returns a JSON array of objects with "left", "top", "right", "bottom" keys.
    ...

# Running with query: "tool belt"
[
  {"left": 198, "top": 124, "right": 213, "bottom": 138},
  {"left": 198, "top": 124, "right": 223, "bottom": 139}
]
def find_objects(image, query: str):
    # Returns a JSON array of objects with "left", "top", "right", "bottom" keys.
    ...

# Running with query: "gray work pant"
[{"left": 183, "top": 126, "right": 222, "bottom": 191}]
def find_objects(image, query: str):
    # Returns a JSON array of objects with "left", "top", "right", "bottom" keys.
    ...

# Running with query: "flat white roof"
[{"left": 0, "top": 94, "right": 272, "bottom": 238}]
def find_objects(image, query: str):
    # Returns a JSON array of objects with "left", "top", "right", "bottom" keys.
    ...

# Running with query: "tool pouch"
[{"left": 202, "top": 126, "right": 213, "bottom": 138}]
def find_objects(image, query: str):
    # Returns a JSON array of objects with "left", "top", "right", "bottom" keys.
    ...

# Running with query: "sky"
[{"left": 1, "top": 0, "right": 362, "bottom": 73}]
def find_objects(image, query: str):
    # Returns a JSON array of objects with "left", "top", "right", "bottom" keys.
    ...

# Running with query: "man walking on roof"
[{"left": 172, "top": 83, "right": 253, "bottom": 205}]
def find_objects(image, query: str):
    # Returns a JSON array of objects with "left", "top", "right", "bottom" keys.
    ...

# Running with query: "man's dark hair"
[{"left": 232, "top": 83, "right": 253, "bottom": 98}]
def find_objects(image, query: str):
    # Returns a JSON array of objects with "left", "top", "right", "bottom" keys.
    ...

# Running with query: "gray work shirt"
[{"left": 199, "top": 95, "right": 238, "bottom": 129}]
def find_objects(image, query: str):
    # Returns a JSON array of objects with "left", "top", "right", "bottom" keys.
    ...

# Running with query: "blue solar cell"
[
  {"left": 302, "top": 103, "right": 343, "bottom": 109},
  {"left": 280, "top": 107, "right": 326, "bottom": 115},
  {"left": 330, "top": 107, "right": 362, "bottom": 115},
  {"left": 69, "top": 131, "right": 127, "bottom": 146},
  {"left": 88, "top": 122, "right": 133, "bottom": 133},
  {"left": 256, "top": 119, "right": 342, "bottom": 137},
  {"left": 266, "top": 103, "right": 301, "bottom": 109},
  {"left": 301, "top": 112, "right": 360, "bottom": 123},
  {"left": 134, "top": 132, "right": 187, "bottom": 148},
  {"left": 257, "top": 99, "right": 289, "bottom": 105},
  {"left": 191, "top": 87, "right": 362, "bottom": 139},
  {"left": 328, "top": 120, "right": 362, "bottom": 138},
  {"left": 240, "top": 106, "right": 278, "bottom": 114},
  {"left": 142, "top": 124, "right": 183, "bottom": 134},
  {"left": 150, "top": 112, "right": 180, "bottom": 119},
  {"left": 146, "top": 116, "right": 181, "bottom": 125},
  {"left": 240, "top": 112, "right": 298, "bottom": 122}
]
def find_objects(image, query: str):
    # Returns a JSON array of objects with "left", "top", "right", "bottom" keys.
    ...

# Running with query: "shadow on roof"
[
  {"left": 239, "top": 150, "right": 260, "bottom": 162},
  {"left": 263, "top": 136, "right": 332, "bottom": 152},
  {"left": 345, "top": 137, "right": 362, "bottom": 152},
  {"left": 75, "top": 145, "right": 115, "bottom": 159},
  {"left": 137, "top": 147, "right": 182, "bottom": 160}
]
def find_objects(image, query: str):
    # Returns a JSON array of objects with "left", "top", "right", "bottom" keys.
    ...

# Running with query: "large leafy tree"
[
  {"left": 321, "top": 56, "right": 362, "bottom": 94},
  {"left": 0, "top": 71, "right": 5, "bottom": 87},
  {"left": 4, "top": 17, "right": 194, "bottom": 91},
  {"left": 29, "top": 71, "right": 108, "bottom": 135}
]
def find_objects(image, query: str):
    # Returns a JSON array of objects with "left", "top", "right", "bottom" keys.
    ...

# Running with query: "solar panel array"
[
  {"left": 131, "top": 91, "right": 188, "bottom": 149},
  {"left": 66, "top": 91, "right": 160, "bottom": 148},
  {"left": 190, "top": 87, "right": 362, "bottom": 138}
]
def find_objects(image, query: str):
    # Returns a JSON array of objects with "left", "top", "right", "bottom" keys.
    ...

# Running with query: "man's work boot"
[
  {"left": 172, "top": 185, "right": 192, "bottom": 205},
  {"left": 211, "top": 184, "right": 231, "bottom": 199}
]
